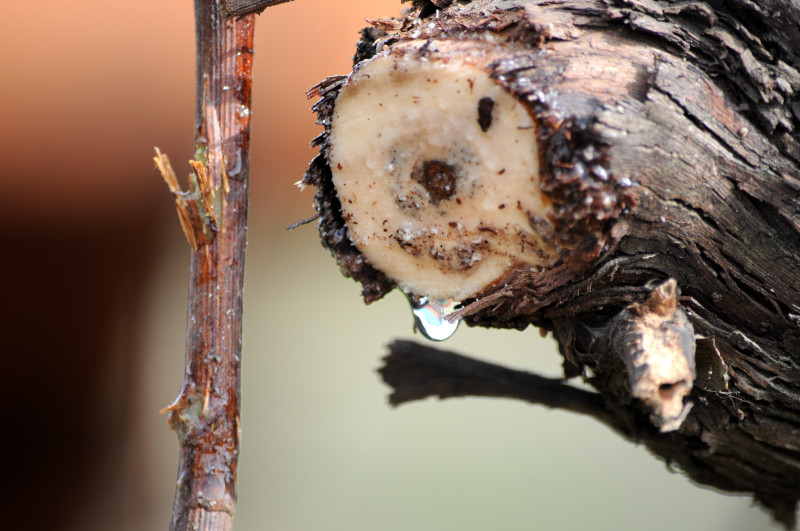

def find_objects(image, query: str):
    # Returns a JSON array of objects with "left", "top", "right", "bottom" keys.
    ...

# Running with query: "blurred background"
[{"left": 0, "top": 1, "right": 782, "bottom": 530}]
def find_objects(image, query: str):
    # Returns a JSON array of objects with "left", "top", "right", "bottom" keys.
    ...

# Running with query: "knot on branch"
[{"left": 161, "top": 381, "right": 239, "bottom": 514}]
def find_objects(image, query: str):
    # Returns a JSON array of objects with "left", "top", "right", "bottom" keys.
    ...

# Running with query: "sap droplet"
[{"left": 407, "top": 295, "right": 461, "bottom": 341}]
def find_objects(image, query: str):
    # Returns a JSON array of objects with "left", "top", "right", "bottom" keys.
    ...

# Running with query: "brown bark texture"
[
  {"left": 304, "top": 0, "right": 800, "bottom": 527},
  {"left": 156, "top": 2, "right": 255, "bottom": 530},
  {"left": 218, "top": 0, "right": 294, "bottom": 18}
]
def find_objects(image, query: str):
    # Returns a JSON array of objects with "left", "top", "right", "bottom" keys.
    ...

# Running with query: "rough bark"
[
  {"left": 218, "top": 0, "right": 294, "bottom": 18},
  {"left": 304, "top": 0, "right": 800, "bottom": 527},
  {"left": 155, "top": 2, "right": 255, "bottom": 530}
]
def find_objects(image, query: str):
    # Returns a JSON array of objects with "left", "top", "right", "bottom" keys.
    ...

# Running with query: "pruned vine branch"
[{"left": 303, "top": 0, "right": 800, "bottom": 527}]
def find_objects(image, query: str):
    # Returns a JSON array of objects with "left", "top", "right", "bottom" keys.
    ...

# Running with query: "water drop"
[{"left": 407, "top": 294, "right": 461, "bottom": 341}]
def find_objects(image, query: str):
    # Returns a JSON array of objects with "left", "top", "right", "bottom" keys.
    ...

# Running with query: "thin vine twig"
[{"left": 154, "top": 1, "right": 257, "bottom": 529}]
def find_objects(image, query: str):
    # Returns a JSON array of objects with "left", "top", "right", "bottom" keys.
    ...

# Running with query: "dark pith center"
[{"left": 410, "top": 160, "right": 458, "bottom": 204}]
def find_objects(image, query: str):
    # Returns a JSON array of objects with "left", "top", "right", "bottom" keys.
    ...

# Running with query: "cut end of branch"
[
  {"left": 328, "top": 41, "right": 559, "bottom": 301},
  {"left": 305, "top": 11, "right": 634, "bottom": 309}
]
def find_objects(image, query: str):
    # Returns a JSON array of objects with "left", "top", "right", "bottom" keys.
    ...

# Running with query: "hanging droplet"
[{"left": 407, "top": 294, "right": 461, "bottom": 341}]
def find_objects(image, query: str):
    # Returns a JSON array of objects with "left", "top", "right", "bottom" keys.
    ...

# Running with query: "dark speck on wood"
[{"left": 478, "top": 97, "right": 494, "bottom": 132}]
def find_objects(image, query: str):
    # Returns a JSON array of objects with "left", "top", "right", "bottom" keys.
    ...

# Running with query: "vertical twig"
[{"left": 156, "top": 2, "right": 255, "bottom": 530}]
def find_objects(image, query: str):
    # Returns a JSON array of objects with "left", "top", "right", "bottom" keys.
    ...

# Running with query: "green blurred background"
[{"left": 0, "top": 1, "right": 781, "bottom": 529}]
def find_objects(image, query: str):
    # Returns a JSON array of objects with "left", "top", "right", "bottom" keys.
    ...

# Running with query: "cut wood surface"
[{"left": 304, "top": 0, "right": 800, "bottom": 526}]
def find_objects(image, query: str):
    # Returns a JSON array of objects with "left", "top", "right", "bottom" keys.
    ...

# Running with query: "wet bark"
[{"left": 305, "top": 0, "right": 800, "bottom": 527}]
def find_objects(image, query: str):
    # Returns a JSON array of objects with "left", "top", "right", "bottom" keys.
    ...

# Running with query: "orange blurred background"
[
  {"left": 1, "top": 1, "right": 402, "bottom": 528},
  {"left": 0, "top": 2, "right": 779, "bottom": 530}
]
